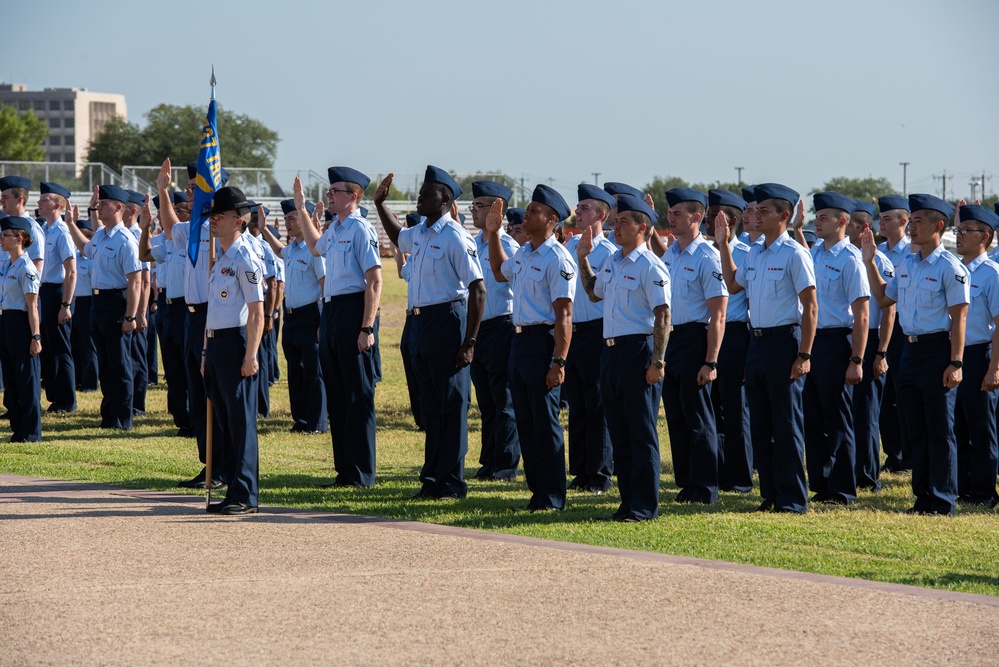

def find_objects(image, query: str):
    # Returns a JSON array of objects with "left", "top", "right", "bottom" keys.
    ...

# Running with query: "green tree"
[
  {"left": 142, "top": 104, "right": 278, "bottom": 169},
  {"left": 85, "top": 115, "right": 147, "bottom": 172},
  {"left": 451, "top": 171, "right": 519, "bottom": 201},
  {"left": 644, "top": 176, "right": 689, "bottom": 225},
  {"left": 364, "top": 175, "right": 407, "bottom": 201},
  {"left": 0, "top": 106, "right": 48, "bottom": 161},
  {"left": 815, "top": 176, "right": 897, "bottom": 204}
]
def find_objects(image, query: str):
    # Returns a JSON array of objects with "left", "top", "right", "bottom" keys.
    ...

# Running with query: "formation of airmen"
[{"left": 1, "top": 160, "right": 998, "bottom": 518}]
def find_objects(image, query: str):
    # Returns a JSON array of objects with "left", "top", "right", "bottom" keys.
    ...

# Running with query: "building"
[{"left": 0, "top": 83, "right": 127, "bottom": 165}]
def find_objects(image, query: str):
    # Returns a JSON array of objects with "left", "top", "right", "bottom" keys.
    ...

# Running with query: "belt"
[
  {"left": 407, "top": 299, "right": 464, "bottom": 316},
  {"left": 514, "top": 324, "right": 553, "bottom": 335},
  {"left": 751, "top": 324, "right": 799, "bottom": 338},
  {"left": 92, "top": 288, "right": 126, "bottom": 296},
  {"left": 905, "top": 331, "right": 949, "bottom": 344},
  {"left": 285, "top": 301, "right": 319, "bottom": 315},
  {"left": 672, "top": 322, "right": 707, "bottom": 333},
  {"left": 605, "top": 333, "right": 648, "bottom": 347},
  {"left": 726, "top": 321, "right": 749, "bottom": 329},
  {"left": 815, "top": 327, "right": 851, "bottom": 338},
  {"left": 206, "top": 326, "right": 246, "bottom": 339},
  {"left": 166, "top": 297, "right": 185, "bottom": 305},
  {"left": 187, "top": 302, "right": 208, "bottom": 314},
  {"left": 572, "top": 319, "right": 602, "bottom": 333},
  {"left": 965, "top": 342, "right": 990, "bottom": 352},
  {"left": 323, "top": 291, "right": 365, "bottom": 304}
]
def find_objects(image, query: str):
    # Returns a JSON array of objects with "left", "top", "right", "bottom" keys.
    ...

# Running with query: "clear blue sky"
[{"left": 4, "top": 0, "right": 998, "bottom": 202}]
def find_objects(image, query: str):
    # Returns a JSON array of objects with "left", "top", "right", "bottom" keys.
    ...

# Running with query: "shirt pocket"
[
  {"left": 677, "top": 267, "right": 697, "bottom": 296},
  {"left": 916, "top": 279, "right": 940, "bottom": 308},
  {"left": 763, "top": 266, "right": 784, "bottom": 296}
]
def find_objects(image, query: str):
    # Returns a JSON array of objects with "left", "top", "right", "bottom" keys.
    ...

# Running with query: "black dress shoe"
[
  {"left": 755, "top": 499, "right": 775, "bottom": 512},
  {"left": 177, "top": 427, "right": 195, "bottom": 438},
  {"left": 178, "top": 469, "right": 207, "bottom": 488},
  {"left": 410, "top": 490, "right": 433, "bottom": 499},
  {"left": 567, "top": 477, "right": 585, "bottom": 491},
  {"left": 206, "top": 501, "right": 227, "bottom": 514},
  {"left": 221, "top": 502, "right": 258, "bottom": 516}
]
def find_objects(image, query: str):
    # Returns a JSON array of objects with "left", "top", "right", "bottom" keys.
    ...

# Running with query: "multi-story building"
[{"left": 0, "top": 83, "right": 127, "bottom": 165}]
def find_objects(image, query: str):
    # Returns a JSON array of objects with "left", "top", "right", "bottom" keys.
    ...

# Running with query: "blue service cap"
[
  {"left": 909, "top": 193, "right": 954, "bottom": 219},
  {"left": 708, "top": 189, "right": 747, "bottom": 211},
  {"left": 812, "top": 192, "right": 856, "bottom": 215},
  {"left": 741, "top": 185, "right": 757, "bottom": 203},
  {"left": 802, "top": 229, "right": 817, "bottom": 244},
  {"left": 424, "top": 165, "right": 462, "bottom": 199},
  {"left": 603, "top": 182, "right": 643, "bottom": 199},
  {"left": 186, "top": 162, "right": 230, "bottom": 186},
  {"left": 40, "top": 182, "right": 71, "bottom": 199},
  {"left": 852, "top": 200, "right": 877, "bottom": 218},
  {"left": 0, "top": 176, "right": 30, "bottom": 191},
  {"left": 280, "top": 199, "right": 296, "bottom": 215},
  {"left": 152, "top": 191, "right": 189, "bottom": 210},
  {"left": 754, "top": 183, "right": 799, "bottom": 205},
  {"left": 359, "top": 206, "right": 368, "bottom": 218},
  {"left": 324, "top": 211, "right": 334, "bottom": 222},
  {"left": 126, "top": 190, "right": 146, "bottom": 206},
  {"left": 878, "top": 194, "right": 909, "bottom": 213},
  {"left": 958, "top": 204, "right": 999, "bottom": 231},
  {"left": 506, "top": 208, "right": 525, "bottom": 226},
  {"left": 665, "top": 187, "right": 707, "bottom": 208},
  {"left": 471, "top": 180, "right": 513, "bottom": 202},
  {"left": 76, "top": 217, "right": 93, "bottom": 231},
  {"left": 577, "top": 183, "right": 616, "bottom": 208},
  {"left": 458, "top": 213, "right": 466, "bottom": 224},
  {"left": 99, "top": 184, "right": 129, "bottom": 203},
  {"left": 1, "top": 215, "right": 33, "bottom": 233},
  {"left": 405, "top": 212, "right": 423, "bottom": 228},
  {"left": 249, "top": 203, "right": 272, "bottom": 218},
  {"left": 531, "top": 184, "right": 570, "bottom": 221},
  {"left": 617, "top": 194, "right": 659, "bottom": 225},
  {"left": 327, "top": 166, "right": 371, "bottom": 190},
  {"left": 267, "top": 224, "right": 281, "bottom": 240}
]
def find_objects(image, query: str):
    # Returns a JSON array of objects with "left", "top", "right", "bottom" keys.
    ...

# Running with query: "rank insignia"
[
  {"left": 246, "top": 271, "right": 260, "bottom": 284},
  {"left": 654, "top": 279, "right": 666, "bottom": 287},
  {"left": 712, "top": 271, "right": 723, "bottom": 281},
  {"left": 467, "top": 249, "right": 477, "bottom": 258},
  {"left": 560, "top": 270, "right": 575, "bottom": 281},
  {"left": 956, "top": 274, "right": 967, "bottom": 284},
  {"left": 220, "top": 290, "right": 228, "bottom": 300},
  {"left": 369, "top": 239, "right": 378, "bottom": 248}
]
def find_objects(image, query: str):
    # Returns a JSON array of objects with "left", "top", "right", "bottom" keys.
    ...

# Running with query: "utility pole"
[
  {"left": 735, "top": 167, "right": 744, "bottom": 184},
  {"left": 970, "top": 181, "right": 979, "bottom": 202},
  {"left": 592, "top": 172, "right": 601, "bottom": 187},
  {"left": 983, "top": 172, "right": 987, "bottom": 201},
  {"left": 934, "top": 171, "right": 948, "bottom": 200},
  {"left": 899, "top": 162, "right": 910, "bottom": 196}
]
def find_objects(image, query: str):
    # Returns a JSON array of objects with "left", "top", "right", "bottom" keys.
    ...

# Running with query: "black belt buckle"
[
  {"left": 605, "top": 338, "right": 616, "bottom": 347},
  {"left": 188, "top": 306, "right": 196, "bottom": 313},
  {"left": 752, "top": 329, "right": 764, "bottom": 338},
  {"left": 906, "top": 335, "right": 919, "bottom": 343}
]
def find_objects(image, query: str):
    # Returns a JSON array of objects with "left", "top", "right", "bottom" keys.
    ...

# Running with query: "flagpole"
[{"left": 205, "top": 65, "right": 217, "bottom": 510}]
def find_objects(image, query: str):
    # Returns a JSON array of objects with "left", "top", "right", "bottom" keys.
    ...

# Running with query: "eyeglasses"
[
  {"left": 327, "top": 188, "right": 352, "bottom": 197},
  {"left": 467, "top": 203, "right": 491, "bottom": 212},
  {"left": 955, "top": 228, "right": 989, "bottom": 236},
  {"left": 1, "top": 232, "right": 18, "bottom": 238}
]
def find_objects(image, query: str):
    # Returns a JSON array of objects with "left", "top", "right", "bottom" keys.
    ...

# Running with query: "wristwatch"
[
  {"left": 61, "top": 301, "right": 72, "bottom": 308},
  {"left": 850, "top": 356, "right": 863, "bottom": 365},
  {"left": 797, "top": 352, "right": 812, "bottom": 361},
  {"left": 552, "top": 357, "right": 567, "bottom": 368},
  {"left": 654, "top": 359, "right": 665, "bottom": 369},
  {"left": 360, "top": 326, "right": 374, "bottom": 334},
  {"left": 703, "top": 361, "right": 718, "bottom": 370},
  {"left": 464, "top": 337, "right": 476, "bottom": 347},
  {"left": 875, "top": 350, "right": 887, "bottom": 358},
  {"left": 124, "top": 315, "right": 136, "bottom": 322},
  {"left": 949, "top": 360, "right": 964, "bottom": 369},
  {"left": 31, "top": 334, "right": 41, "bottom": 341}
]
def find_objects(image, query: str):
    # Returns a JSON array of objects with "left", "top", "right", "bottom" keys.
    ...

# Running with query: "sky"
[{"left": 4, "top": 0, "right": 998, "bottom": 204}]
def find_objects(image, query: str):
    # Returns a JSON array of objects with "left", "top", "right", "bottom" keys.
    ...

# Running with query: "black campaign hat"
[{"left": 208, "top": 186, "right": 251, "bottom": 216}]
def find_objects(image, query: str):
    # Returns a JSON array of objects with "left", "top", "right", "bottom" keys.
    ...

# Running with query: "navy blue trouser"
[
  {"left": 955, "top": 342, "right": 999, "bottom": 503},
  {"left": 469, "top": 314, "right": 520, "bottom": 480},
  {"left": 400, "top": 313, "right": 423, "bottom": 430},
  {"left": 185, "top": 304, "right": 221, "bottom": 468},
  {"left": 204, "top": 327, "right": 259, "bottom": 507},
  {"left": 71, "top": 295, "right": 98, "bottom": 391},
  {"left": 0, "top": 310, "right": 41, "bottom": 441},
  {"left": 664, "top": 324, "right": 719, "bottom": 503},
  {"left": 319, "top": 293, "right": 378, "bottom": 488},
  {"left": 509, "top": 326, "right": 564, "bottom": 509},
  {"left": 283, "top": 301, "right": 327, "bottom": 433},
  {"left": 713, "top": 321, "right": 753, "bottom": 492},
  {"left": 160, "top": 297, "right": 190, "bottom": 430},
  {"left": 880, "top": 315, "right": 910, "bottom": 469},
  {"left": 745, "top": 327, "right": 807, "bottom": 513},
  {"left": 130, "top": 312, "right": 147, "bottom": 414},
  {"left": 256, "top": 315, "right": 272, "bottom": 418},
  {"left": 146, "top": 302, "right": 158, "bottom": 384},
  {"left": 92, "top": 290, "right": 133, "bottom": 430},
  {"left": 407, "top": 301, "right": 469, "bottom": 498},
  {"left": 564, "top": 319, "right": 612, "bottom": 491},
  {"left": 898, "top": 335, "right": 958, "bottom": 513},
  {"left": 39, "top": 282, "right": 75, "bottom": 411},
  {"left": 269, "top": 310, "right": 280, "bottom": 382},
  {"left": 803, "top": 329, "right": 857, "bottom": 503},
  {"left": 601, "top": 334, "right": 662, "bottom": 520},
  {"left": 854, "top": 330, "right": 885, "bottom": 490}
]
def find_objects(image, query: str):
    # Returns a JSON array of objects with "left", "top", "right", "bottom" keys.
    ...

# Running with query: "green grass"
[{"left": 2, "top": 274, "right": 998, "bottom": 596}]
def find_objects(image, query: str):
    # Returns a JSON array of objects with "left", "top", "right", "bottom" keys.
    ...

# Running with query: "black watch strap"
[
  {"left": 797, "top": 352, "right": 811, "bottom": 361},
  {"left": 949, "top": 360, "right": 963, "bottom": 369},
  {"left": 850, "top": 356, "right": 863, "bottom": 365},
  {"left": 875, "top": 350, "right": 887, "bottom": 358},
  {"left": 360, "top": 326, "right": 374, "bottom": 334}
]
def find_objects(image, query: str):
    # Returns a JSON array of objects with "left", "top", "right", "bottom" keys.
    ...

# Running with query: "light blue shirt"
[
  {"left": 84, "top": 222, "right": 141, "bottom": 289},
  {"left": 149, "top": 234, "right": 182, "bottom": 299},
  {"left": 725, "top": 237, "right": 751, "bottom": 323},
  {"left": 0, "top": 253, "right": 40, "bottom": 310},
  {"left": 476, "top": 230, "right": 519, "bottom": 321},
  {"left": 885, "top": 244, "right": 969, "bottom": 336},
  {"left": 282, "top": 238, "right": 326, "bottom": 308},
  {"left": 399, "top": 214, "right": 482, "bottom": 308},
  {"left": 125, "top": 224, "right": 149, "bottom": 272},
  {"left": 662, "top": 234, "right": 727, "bottom": 326},
  {"left": 878, "top": 237, "right": 911, "bottom": 272},
  {"left": 500, "top": 234, "right": 576, "bottom": 327},
  {"left": 315, "top": 210, "right": 381, "bottom": 297},
  {"left": 244, "top": 234, "right": 277, "bottom": 298},
  {"left": 564, "top": 230, "right": 615, "bottom": 323},
  {"left": 41, "top": 218, "right": 75, "bottom": 284},
  {"left": 171, "top": 221, "right": 217, "bottom": 304},
  {"left": 593, "top": 243, "right": 670, "bottom": 338},
  {"left": 27, "top": 218, "right": 45, "bottom": 263},
  {"left": 735, "top": 232, "right": 816, "bottom": 328},
  {"left": 963, "top": 253, "right": 999, "bottom": 346},
  {"left": 206, "top": 234, "right": 265, "bottom": 330},
  {"left": 809, "top": 238, "right": 870, "bottom": 330},
  {"left": 865, "top": 247, "right": 894, "bottom": 330},
  {"left": 74, "top": 249, "right": 92, "bottom": 297}
]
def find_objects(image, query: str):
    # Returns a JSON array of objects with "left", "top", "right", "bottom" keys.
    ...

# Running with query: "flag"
[{"left": 188, "top": 98, "right": 221, "bottom": 267}]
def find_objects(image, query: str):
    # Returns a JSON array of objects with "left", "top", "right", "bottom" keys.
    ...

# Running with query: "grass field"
[{"left": 1, "top": 272, "right": 997, "bottom": 596}]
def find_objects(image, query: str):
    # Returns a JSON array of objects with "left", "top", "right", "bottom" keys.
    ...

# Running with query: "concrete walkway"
[{"left": 1, "top": 474, "right": 997, "bottom": 666}]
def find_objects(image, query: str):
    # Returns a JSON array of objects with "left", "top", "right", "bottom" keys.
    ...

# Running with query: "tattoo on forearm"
[
  {"left": 579, "top": 258, "right": 597, "bottom": 299},
  {"left": 653, "top": 305, "right": 670, "bottom": 361}
]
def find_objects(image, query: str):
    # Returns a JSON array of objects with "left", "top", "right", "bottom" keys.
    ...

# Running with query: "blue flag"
[{"left": 188, "top": 99, "right": 221, "bottom": 267}]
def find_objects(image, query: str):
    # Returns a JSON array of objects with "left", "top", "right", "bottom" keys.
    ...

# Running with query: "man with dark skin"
[{"left": 374, "top": 169, "right": 485, "bottom": 499}]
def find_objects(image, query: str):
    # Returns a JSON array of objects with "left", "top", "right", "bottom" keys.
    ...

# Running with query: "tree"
[
  {"left": 644, "top": 176, "right": 689, "bottom": 225},
  {"left": 0, "top": 106, "right": 48, "bottom": 161},
  {"left": 452, "top": 171, "right": 519, "bottom": 201},
  {"left": 815, "top": 176, "right": 896, "bottom": 204},
  {"left": 364, "top": 175, "right": 407, "bottom": 201},
  {"left": 85, "top": 115, "right": 147, "bottom": 172}
]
